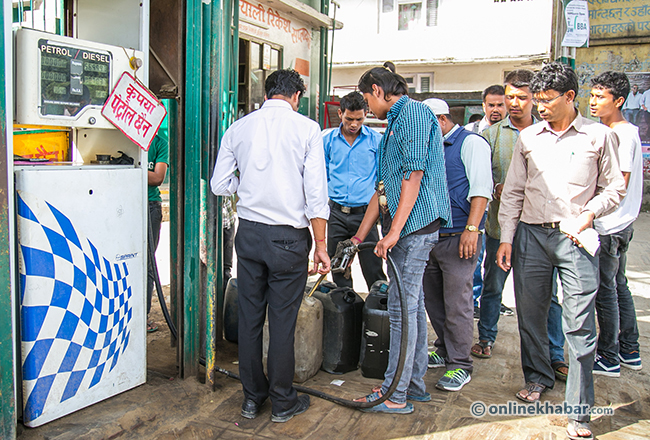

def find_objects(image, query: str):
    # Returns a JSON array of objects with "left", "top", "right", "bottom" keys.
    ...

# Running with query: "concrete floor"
[{"left": 16, "top": 213, "right": 650, "bottom": 440}]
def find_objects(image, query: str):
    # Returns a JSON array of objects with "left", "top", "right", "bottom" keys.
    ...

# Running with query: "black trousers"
[
  {"left": 327, "top": 205, "right": 386, "bottom": 290},
  {"left": 235, "top": 219, "right": 311, "bottom": 414},
  {"left": 147, "top": 200, "right": 163, "bottom": 315}
]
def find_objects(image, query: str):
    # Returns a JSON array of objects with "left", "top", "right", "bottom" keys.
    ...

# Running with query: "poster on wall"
[
  {"left": 622, "top": 73, "right": 650, "bottom": 149},
  {"left": 562, "top": 0, "right": 589, "bottom": 48}
]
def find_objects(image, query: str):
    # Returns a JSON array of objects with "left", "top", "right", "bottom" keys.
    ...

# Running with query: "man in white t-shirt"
[
  {"left": 589, "top": 71, "right": 644, "bottom": 376},
  {"left": 622, "top": 84, "right": 642, "bottom": 125}
]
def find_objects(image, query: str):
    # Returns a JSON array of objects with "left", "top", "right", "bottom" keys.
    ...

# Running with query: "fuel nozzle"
[{"left": 331, "top": 239, "right": 359, "bottom": 277}]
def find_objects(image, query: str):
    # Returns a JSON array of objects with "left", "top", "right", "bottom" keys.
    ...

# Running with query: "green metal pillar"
[
  {"left": 318, "top": 0, "right": 329, "bottom": 127},
  {"left": 182, "top": 0, "right": 204, "bottom": 378},
  {"left": 1, "top": 3, "right": 17, "bottom": 438},
  {"left": 205, "top": 0, "right": 239, "bottom": 387},
  {"left": 204, "top": 0, "right": 217, "bottom": 387}
]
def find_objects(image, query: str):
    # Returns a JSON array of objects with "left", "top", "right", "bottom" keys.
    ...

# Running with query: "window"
[
  {"left": 426, "top": 0, "right": 439, "bottom": 27},
  {"left": 403, "top": 73, "right": 434, "bottom": 93},
  {"left": 397, "top": 0, "right": 438, "bottom": 30},
  {"left": 398, "top": 3, "right": 422, "bottom": 31}
]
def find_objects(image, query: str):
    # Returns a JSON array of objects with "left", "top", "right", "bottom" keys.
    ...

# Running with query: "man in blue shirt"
[
  {"left": 353, "top": 66, "right": 451, "bottom": 414},
  {"left": 323, "top": 91, "right": 386, "bottom": 289}
]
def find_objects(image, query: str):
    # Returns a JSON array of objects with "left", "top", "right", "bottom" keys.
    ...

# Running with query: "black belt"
[
  {"left": 439, "top": 232, "right": 463, "bottom": 237},
  {"left": 530, "top": 222, "right": 560, "bottom": 229},
  {"left": 329, "top": 200, "right": 367, "bottom": 215}
]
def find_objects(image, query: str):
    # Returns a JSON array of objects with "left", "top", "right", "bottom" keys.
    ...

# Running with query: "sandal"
[
  {"left": 552, "top": 361, "right": 569, "bottom": 382},
  {"left": 515, "top": 382, "right": 547, "bottom": 403},
  {"left": 470, "top": 340, "right": 493, "bottom": 359},
  {"left": 147, "top": 320, "right": 159, "bottom": 333},
  {"left": 567, "top": 420, "right": 593, "bottom": 440}
]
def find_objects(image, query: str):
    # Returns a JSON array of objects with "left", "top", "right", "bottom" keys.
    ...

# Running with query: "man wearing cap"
[{"left": 422, "top": 98, "right": 493, "bottom": 391}]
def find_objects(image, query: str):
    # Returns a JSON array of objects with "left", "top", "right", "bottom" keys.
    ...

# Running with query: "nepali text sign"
[{"left": 101, "top": 72, "right": 166, "bottom": 151}]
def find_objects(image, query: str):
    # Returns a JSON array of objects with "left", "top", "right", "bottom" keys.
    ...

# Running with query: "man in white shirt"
[
  {"left": 589, "top": 71, "right": 644, "bottom": 376},
  {"left": 641, "top": 87, "right": 650, "bottom": 139},
  {"left": 211, "top": 69, "right": 330, "bottom": 423},
  {"left": 465, "top": 84, "right": 507, "bottom": 133},
  {"left": 622, "top": 84, "right": 642, "bottom": 125}
]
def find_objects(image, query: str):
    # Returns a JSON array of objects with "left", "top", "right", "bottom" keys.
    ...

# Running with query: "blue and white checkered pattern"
[
  {"left": 378, "top": 95, "right": 452, "bottom": 236},
  {"left": 17, "top": 192, "right": 133, "bottom": 424}
]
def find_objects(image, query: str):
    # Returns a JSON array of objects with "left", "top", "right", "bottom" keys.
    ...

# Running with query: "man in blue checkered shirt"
[{"left": 352, "top": 66, "right": 451, "bottom": 414}]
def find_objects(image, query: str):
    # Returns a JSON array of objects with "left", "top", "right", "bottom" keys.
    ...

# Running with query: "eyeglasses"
[{"left": 532, "top": 92, "right": 565, "bottom": 106}]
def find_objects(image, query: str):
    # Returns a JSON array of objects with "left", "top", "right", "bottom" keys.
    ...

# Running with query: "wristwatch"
[{"left": 465, "top": 225, "right": 479, "bottom": 232}]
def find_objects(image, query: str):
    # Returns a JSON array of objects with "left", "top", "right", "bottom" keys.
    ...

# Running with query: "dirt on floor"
[{"left": 15, "top": 214, "right": 650, "bottom": 440}]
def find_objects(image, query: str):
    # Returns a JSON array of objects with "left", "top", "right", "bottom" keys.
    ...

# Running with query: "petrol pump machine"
[{"left": 13, "top": 28, "right": 148, "bottom": 427}]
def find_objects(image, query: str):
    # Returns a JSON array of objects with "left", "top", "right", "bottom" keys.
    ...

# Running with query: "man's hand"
[
  {"left": 496, "top": 243, "right": 512, "bottom": 272},
  {"left": 459, "top": 230, "right": 479, "bottom": 259},
  {"left": 493, "top": 183, "right": 504, "bottom": 201},
  {"left": 563, "top": 211, "right": 595, "bottom": 247},
  {"left": 310, "top": 245, "right": 331, "bottom": 275},
  {"left": 374, "top": 231, "right": 400, "bottom": 260}
]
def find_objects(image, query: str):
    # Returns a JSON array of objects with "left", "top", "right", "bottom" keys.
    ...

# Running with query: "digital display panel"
[{"left": 39, "top": 39, "right": 112, "bottom": 117}]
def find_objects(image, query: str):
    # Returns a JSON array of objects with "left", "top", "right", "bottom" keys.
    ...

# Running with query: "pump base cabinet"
[{"left": 15, "top": 166, "right": 146, "bottom": 427}]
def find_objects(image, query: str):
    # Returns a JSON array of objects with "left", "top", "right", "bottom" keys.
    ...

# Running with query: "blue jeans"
[
  {"left": 479, "top": 235, "right": 565, "bottom": 363},
  {"left": 380, "top": 231, "right": 438, "bottom": 404},
  {"left": 472, "top": 234, "right": 486, "bottom": 307},
  {"left": 596, "top": 223, "right": 639, "bottom": 362}
]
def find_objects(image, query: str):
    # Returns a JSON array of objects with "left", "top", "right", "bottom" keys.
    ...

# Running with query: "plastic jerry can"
[
  {"left": 223, "top": 278, "right": 239, "bottom": 343},
  {"left": 263, "top": 294, "right": 323, "bottom": 383},
  {"left": 311, "top": 287, "right": 364, "bottom": 374},
  {"left": 360, "top": 280, "right": 390, "bottom": 379}
]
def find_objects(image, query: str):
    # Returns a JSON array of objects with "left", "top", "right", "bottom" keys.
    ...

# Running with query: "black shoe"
[
  {"left": 500, "top": 304, "right": 514, "bottom": 316},
  {"left": 473, "top": 306, "right": 480, "bottom": 320},
  {"left": 241, "top": 398, "right": 265, "bottom": 419},
  {"left": 271, "top": 395, "right": 310, "bottom": 423}
]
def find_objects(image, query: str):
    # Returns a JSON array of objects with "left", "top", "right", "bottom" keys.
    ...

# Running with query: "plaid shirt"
[
  {"left": 378, "top": 96, "right": 451, "bottom": 237},
  {"left": 222, "top": 196, "right": 237, "bottom": 229},
  {"left": 482, "top": 115, "right": 537, "bottom": 239}
]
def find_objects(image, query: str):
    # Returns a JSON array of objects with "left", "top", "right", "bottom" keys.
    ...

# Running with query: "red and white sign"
[{"left": 101, "top": 72, "right": 167, "bottom": 151}]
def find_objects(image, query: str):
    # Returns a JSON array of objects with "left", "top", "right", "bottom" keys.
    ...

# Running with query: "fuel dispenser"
[{"left": 13, "top": 28, "right": 148, "bottom": 427}]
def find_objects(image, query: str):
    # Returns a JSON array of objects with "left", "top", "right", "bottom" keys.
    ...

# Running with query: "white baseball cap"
[{"left": 423, "top": 98, "right": 449, "bottom": 116}]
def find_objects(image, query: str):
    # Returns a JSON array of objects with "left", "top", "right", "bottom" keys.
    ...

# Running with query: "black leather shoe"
[
  {"left": 241, "top": 398, "right": 265, "bottom": 419},
  {"left": 271, "top": 395, "right": 310, "bottom": 423}
]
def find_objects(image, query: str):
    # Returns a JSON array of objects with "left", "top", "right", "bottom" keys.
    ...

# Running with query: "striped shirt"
[
  {"left": 378, "top": 96, "right": 451, "bottom": 237},
  {"left": 482, "top": 115, "right": 537, "bottom": 239}
]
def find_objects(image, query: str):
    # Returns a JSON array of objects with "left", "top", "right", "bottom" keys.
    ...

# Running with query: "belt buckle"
[{"left": 341, "top": 206, "right": 351, "bottom": 214}]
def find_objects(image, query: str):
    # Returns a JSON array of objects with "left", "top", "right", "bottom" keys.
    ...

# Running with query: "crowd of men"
[{"left": 209, "top": 63, "right": 643, "bottom": 440}]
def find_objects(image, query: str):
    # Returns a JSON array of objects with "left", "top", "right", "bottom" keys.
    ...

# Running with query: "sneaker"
[
  {"left": 436, "top": 368, "right": 471, "bottom": 392},
  {"left": 473, "top": 306, "right": 480, "bottom": 319},
  {"left": 428, "top": 351, "right": 445, "bottom": 369},
  {"left": 619, "top": 351, "right": 642, "bottom": 371},
  {"left": 500, "top": 304, "right": 514, "bottom": 316},
  {"left": 593, "top": 354, "right": 620, "bottom": 377}
]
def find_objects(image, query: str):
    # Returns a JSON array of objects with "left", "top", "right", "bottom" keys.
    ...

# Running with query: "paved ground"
[{"left": 16, "top": 212, "right": 650, "bottom": 440}]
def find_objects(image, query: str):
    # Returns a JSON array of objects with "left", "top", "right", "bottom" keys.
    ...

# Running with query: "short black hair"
[
  {"left": 265, "top": 69, "right": 306, "bottom": 99},
  {"left": 530, "top": 62, "right": 579, "bottom": 96},
  {"left": 358, "top": 67, "right": 408, "bottom": 100},
  {"left": 591, "top": 71, "right": 630, "bottom": 103},
  {"left": 339, "top": 91, "right": 367, "bottom": 113},
  {"left": 468, "top": 113, "right": 482, "bottom": 123},
  {"left": 482, "top": 85, "right": 505, "bottom": 101},
  {"left": 504, "top": 69, "right": 535, "bottom": 88}
]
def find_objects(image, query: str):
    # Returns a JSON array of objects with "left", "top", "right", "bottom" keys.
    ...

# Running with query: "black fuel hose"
[
  {"left": 148, "top": 215, "right": 178, "bottom": 340},
  {"left": 152, "top": 234, "right": 410, "bottom": 409},
  {"left": 211, "top": 243, "right": 410, "bottom": 410}
]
